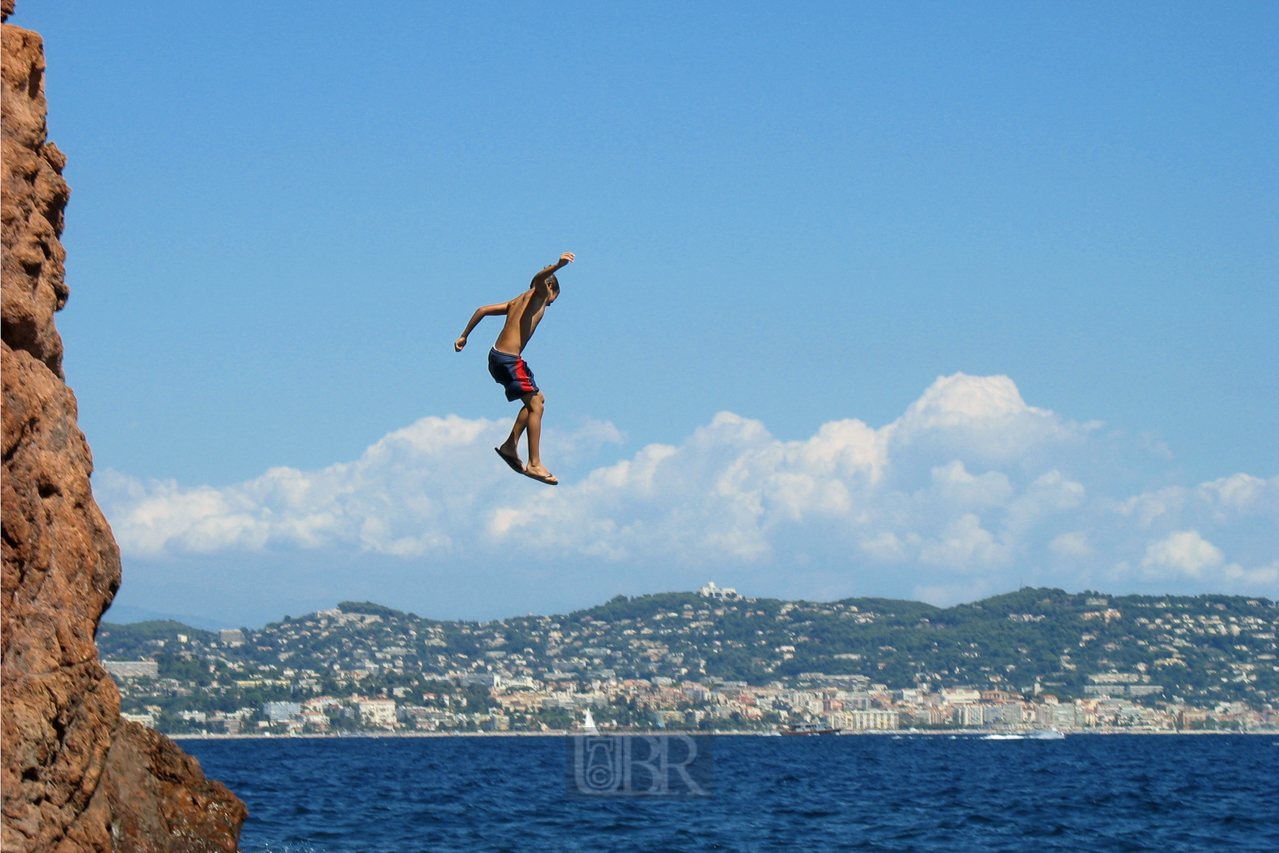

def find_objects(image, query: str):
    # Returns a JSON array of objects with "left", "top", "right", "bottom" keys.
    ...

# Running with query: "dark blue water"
[{"left": 180, "top": 734, "right": 1279, "bottom": 852}]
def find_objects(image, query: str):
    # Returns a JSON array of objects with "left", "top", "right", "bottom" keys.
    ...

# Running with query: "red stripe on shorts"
[{"left": 514, "top": 358, "right": 534, "bottom": 392}]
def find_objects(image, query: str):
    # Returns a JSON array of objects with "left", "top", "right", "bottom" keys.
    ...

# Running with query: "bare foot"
[
  {"left": 495, "top": 445, "right": 523, "bottom": 473},
  {"left": 522, "top": 463, "right": 558, "bottom": 486}
]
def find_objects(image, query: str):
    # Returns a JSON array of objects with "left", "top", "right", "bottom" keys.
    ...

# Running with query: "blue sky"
[{"left": 17, "top": 1, "right": 1277, "bottom": 627}]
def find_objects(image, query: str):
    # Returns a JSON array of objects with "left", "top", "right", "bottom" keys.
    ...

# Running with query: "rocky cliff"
[{"left": 1, "top": 3, "right": 247, "bottom": 850}]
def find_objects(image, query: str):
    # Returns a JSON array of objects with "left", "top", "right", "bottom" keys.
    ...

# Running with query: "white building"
[
  {"left": 218, "top": 629, "right": 246, "bottom": 646},
  {"left": 356, "top": 699, "right": 398, "bottom": 727},
  {"left": 941, "top": 687, "right": 982, "bottom": 705},
  {"left": 985, "top": 703, "right": 1025, "bottom": 725},
  {"left": 1051, "top": 703, "right": 1077, "bottom": 728},
  {"left": 103, "top": 661, "right": 159, "bottom": 679},
  {"left": 843, "top": 709, "right": 899, "bottom": 730},
  {"left": 455, "top": 672, "right": 501, "bottom": 688},
  {"left": 263, "top": 701, "right": 302, "bottom": 722},
  {"left": 698, "top": 581, "right": 739, "bottom": 600}
]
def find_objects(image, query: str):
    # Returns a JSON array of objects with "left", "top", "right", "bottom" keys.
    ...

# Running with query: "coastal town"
[{"left": 98, "top": 586, "right": 1279, "bottom": 736}]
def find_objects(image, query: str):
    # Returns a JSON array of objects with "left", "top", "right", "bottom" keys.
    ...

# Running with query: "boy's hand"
[
  {"left": 559, "top": 252, "right": 575, "bottom": 265},
  {"left": 454, "top": 336, "right": 467, "bottom": 352}
]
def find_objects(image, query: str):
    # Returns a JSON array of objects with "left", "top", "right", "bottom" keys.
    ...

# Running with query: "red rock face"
[{"left": 1, "top": 5, "right": 246, "bottom": 850}]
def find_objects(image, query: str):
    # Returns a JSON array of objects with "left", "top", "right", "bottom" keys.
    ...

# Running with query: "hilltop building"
[{"left": 698, "top": 581, "right": 739, "bottom": 600}]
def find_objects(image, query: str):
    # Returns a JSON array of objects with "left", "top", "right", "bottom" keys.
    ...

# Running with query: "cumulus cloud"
[
  {"left": 1137, "top": 530, "right": 1278, "bottom": 586},
  {"left": 1141, "top": 530, "right": 1227, "bottom": 578},
  {"left": 99, "top": 414, "right": 626, "bottom": 560},
  {"left": 96, "top": 373, "right": 1279, "bottom": 604}
]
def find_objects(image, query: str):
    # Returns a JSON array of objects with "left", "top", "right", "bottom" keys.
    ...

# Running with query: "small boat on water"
[
  {"left": 1027, "top": 728, "right": 1066, "bottom": 740},
  {"left": 982, "top": 734, "right": 1024, "bottom": 740},
  {"left": 780, "top": 722, "right": 841, "bottom": 736}
]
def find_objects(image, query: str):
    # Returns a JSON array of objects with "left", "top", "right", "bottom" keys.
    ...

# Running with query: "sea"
[{"left": 179, "top": 733, "right": 1279, "bottom": 852}]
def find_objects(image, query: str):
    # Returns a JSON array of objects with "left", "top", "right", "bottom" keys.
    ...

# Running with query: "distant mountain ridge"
[
  {"left": 100, "top": 603, "right": 230, "bottom": 631},
  {"left": 99, "top": 587, "right": 1278, "bottom": 712}
]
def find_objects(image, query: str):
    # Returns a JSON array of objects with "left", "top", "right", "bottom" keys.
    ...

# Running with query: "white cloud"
[
  {"left": 1137, "top": 529, "right": 1278, "bottom": 587},
  {"left": 918, "top": 514, "right": 1009, "bottom": 571},
  {"left": 1141, "top": 530, "right": 1226, "bottom": 578},
  {"left": 1049, "top": 531, "right": 1091, "bottom": 558},
  {"left": 99, "top": 414, "right": 626, "bottom": 560},
  {"left": 95, "top": 373, "right": 1279, "bottom": 602}
]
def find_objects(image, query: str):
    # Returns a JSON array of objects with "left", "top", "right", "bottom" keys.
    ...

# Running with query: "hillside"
[{"left": 97, "top": 588, "right": 1278, "bottom": 731}]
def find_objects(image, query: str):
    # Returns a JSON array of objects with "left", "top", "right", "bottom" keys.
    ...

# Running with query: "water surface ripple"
[{"left": 180, "top": 734, "right": 1279, "bottom": 852}]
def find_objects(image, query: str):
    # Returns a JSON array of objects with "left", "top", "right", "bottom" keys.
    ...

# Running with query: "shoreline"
[{"left": 168, "top": 728, "right": 1279, "bottom": 741}]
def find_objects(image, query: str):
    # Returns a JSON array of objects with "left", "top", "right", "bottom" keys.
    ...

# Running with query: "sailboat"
[{"left": 582, "top": 708, "right": 599, "bottom": 735}]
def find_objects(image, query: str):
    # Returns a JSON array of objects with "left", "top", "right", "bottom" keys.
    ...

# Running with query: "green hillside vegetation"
[
  {"left": 97, "top": 588, "right": 1278, "bottom": 730},
  {"left": 96, "top": 620, "right": 217, "bottom": 659}
]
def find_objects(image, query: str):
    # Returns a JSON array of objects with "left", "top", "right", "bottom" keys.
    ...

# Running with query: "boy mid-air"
[{"left": 454, "top": 252, "right": 574, "bottom": 485}]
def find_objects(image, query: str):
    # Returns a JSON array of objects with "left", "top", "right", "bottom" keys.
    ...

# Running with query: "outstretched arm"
[
  {"left": 531, "top": 252, "right": 575, "bottom": 297},
  {"left": 454, "top": 302, "right": 508, "bottom": 352}
]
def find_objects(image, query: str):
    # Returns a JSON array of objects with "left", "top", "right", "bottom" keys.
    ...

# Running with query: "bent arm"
[
  {"left": 531, "top": 252, "right": 574, "bottom": 297},
  {"left": 454, "top": 302, "right": 508, "bottom": 351}
]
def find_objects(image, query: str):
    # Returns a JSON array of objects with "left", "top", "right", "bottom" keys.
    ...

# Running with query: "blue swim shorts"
[{"left": 488, "top": 348, "right": 539, "bottom": 402}]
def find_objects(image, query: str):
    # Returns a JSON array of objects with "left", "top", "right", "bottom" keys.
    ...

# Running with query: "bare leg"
[
  {"left": 522, "top": 392, "right": 556, "bottom": 483},
  {"left": 500, "top": 406, "right": 530, "bottom": 462}
]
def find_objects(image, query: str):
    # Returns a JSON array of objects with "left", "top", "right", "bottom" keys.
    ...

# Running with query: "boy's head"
[{"left": 545, "top": 274, "right": 560, "bottom": 303}]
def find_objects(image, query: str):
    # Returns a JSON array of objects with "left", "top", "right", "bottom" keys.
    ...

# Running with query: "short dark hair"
[{"left": 546, "top": 274, "right": 560, "bottom": 292}]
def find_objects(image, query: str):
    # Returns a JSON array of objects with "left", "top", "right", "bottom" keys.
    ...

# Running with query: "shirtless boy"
[{"left": 454, "top": 252, "right": 574, "bottom": 485}]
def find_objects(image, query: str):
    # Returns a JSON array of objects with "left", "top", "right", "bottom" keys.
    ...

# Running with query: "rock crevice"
[{"left": 2, "top": 4, "right": 247, "bottom": 850}]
